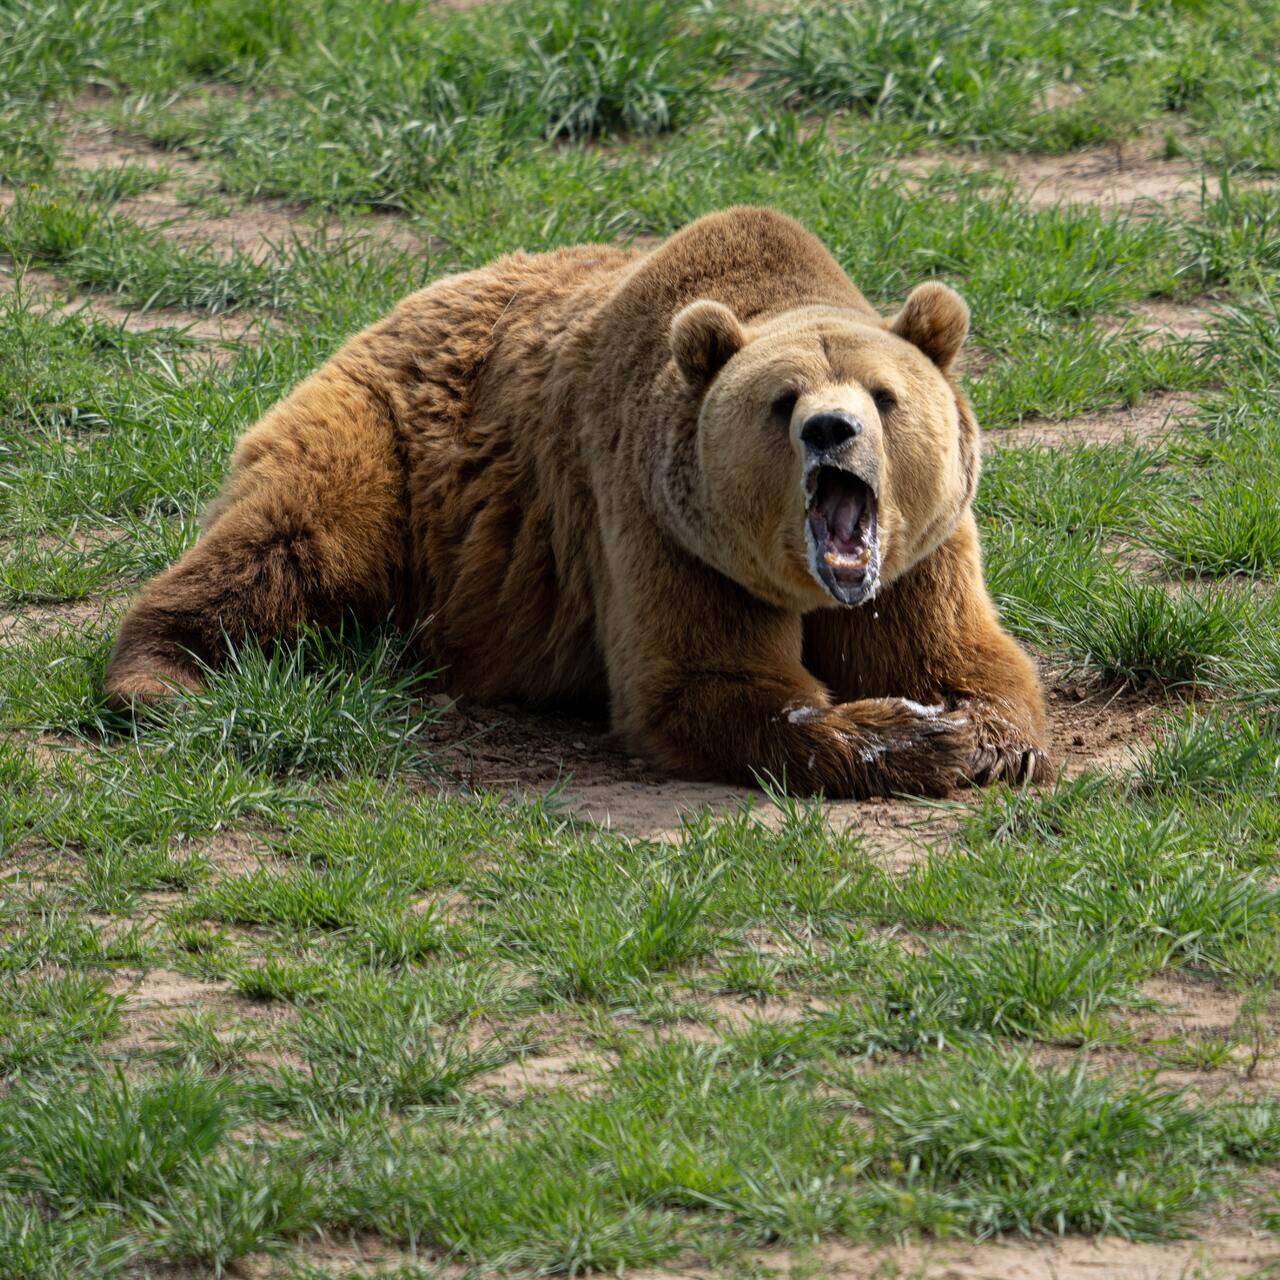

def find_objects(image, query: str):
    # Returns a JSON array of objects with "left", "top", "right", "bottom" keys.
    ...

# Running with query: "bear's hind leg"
[{"left": 105, "top": 372, "right": 405, "bottom": 707}]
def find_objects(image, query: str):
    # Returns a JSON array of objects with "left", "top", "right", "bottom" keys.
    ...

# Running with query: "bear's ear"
[
  {"left": 889, "top": 282, "right": 969, "bottom": 371},
  {"left": 670, "top": 300, "right": 746, "bottom": 387}
]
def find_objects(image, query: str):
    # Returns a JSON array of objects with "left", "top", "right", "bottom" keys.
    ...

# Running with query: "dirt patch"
[
  {"left": 112, "top": 966, "right": 227, "bottom": 1012},
  {"left": 834, "top": 796, "right": 970, "bottom": 870},
  {"left": 61, "top": 111, "right": 426, "bottom": 263},
  {"left": 244, "top": 1235, "right": 463, "bottom": 1280},
  {"left": 0, "top": 529, "right": 129, "bottom": 554},
  {"left": 1139, "top": 974, "right": 1248, "bottom": 1037},
  {"left": 199, "top": 829, "right": 277, "bottom": 878},
  {"left": 2, "top": 108, "right": 425, "bottom": 341},
  {"left": 61, "top": 115, "right": 210, "bottom": 184},
  {"left": 1131, "top": 298, "right": 1221, "bottom": 341},
  {"left": 692, "top": 990, "right": 834, "bottom": 1032},
  {"left": 738, "top": 1232, "right": 1280, "bottom": 1279},
  {"left": 106, "top": 966, "right": 237, "bottom": 1052},
  {"left": 0, "top": 596, "right": 123, "bottom": 646},
  {"left": 430, "top": 696, "right": 969, "bottom": 852},
  {"left": 996, "top": 147, "right": 1224, "bottom": 210},
  {"left": 1124, "top": 974, "right": 1280, "bottom": 1091},
  {"left": 561, "top": 768, "right": 964, "bottom": 861},
  {"left": 112, "top": 189, "right": 425, "bottom": 265},
  {"left": 906, "top": 139, "right": 1234, "bottom": 211},
  {"left": 423, "top": 670, "right": 1175, "bottom": 851},
  {"left": 478, "top": 1048, "right": 611, "bottom": 1098},
  {"left": 1047, "top": 681, "right": 1170, "bottom": 780},
  {"left": 989, "top": 390, "right": 1201, "bottom": 448},
  {"left": 43, "top": 110, "right": 317, "bottom": 266}
]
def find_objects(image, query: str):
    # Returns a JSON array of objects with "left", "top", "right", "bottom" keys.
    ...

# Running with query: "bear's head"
[{"left": 668, "top": 284, "right": 978, "bottom": 611}]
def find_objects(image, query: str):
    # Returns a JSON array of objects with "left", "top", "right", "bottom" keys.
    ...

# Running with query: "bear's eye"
[
  {"left": 771, "top": 390, "right": 799, "bottom": 424},
  {"left": 871, "top": 387, "right": 897, "bottom": 418}
]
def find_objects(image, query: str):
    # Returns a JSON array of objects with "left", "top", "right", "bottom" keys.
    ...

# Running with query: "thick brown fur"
[{"left": 107, "top": 207, "right": 1050, "bottom": 798}]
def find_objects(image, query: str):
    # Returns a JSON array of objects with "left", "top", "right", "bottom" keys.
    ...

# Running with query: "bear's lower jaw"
[{"left": 806, "top": 466, "right": 880, "bottom": 606}]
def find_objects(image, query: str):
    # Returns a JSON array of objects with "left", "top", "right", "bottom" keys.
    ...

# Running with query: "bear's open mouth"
[{"left": 806, "top": 465, "right": 880, "bottom": 606}]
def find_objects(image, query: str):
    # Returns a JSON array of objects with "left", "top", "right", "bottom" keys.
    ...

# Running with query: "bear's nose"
[{"left": 800, "top": 410, "right": 861, "bottom": 455}]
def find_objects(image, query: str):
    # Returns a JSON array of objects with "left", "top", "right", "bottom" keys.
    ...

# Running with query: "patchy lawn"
[{"left": 2, "top": 1, "right": 1280, "bottom": 1277}]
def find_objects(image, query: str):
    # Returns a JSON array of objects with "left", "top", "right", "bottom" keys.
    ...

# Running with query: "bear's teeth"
[{"left": 824, "top": 547, "right": 871, "bottom": 571}]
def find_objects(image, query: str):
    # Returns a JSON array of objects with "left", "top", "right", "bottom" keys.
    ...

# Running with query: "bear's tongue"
[
  {"left": 822, "top": 484, "right": 864, "bottom": 551},
  {"left": 812, "top": 467, "right": 869, "bottom": 557}
]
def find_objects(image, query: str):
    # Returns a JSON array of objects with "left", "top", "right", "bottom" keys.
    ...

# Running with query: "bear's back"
[{"left": 349, "top": 242, "right": 640, "bottom": 705}]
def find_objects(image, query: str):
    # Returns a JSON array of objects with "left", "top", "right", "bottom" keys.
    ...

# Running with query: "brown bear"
[{"left": 106, "top": 206, "right": 1049, "bottom": 797}]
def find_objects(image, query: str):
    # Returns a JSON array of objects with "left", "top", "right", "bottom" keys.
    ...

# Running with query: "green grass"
[
  {"left": 1133, "top": 710, "right": 1280, "bottom": 798},
  {"left": 749, "top": 0, "right": 1280, "bottom": 164},
  {"left": 284, "top": 978, "right": 510, "bottom": 1112},
  {"left": 157, "top": 626, "right": 438, "bottom": 778},
  {"left": 1149, "top": 478, "right": 1280, "bottom": 577},
  {"left": 0, "top": 1195, "right": 131, "bottom": 1280},
  {"left": 851, "top": 1052, "right": 1220, "bottom": 1238},
  {"left": 9, "top": 0, "right": 1280, "bottom": 210},
  {"left": 4, "top": 0, "right": 1280, "bottom": 1274},
  {"left": 0, "top": 974, "right": 124, "bottom": 1077},
  {"left": 4, "top": 1070, "right": 232, "bottom": 1206},
  {"left": 1037, "top": 581, "right": 1258, "bottom": 688}
]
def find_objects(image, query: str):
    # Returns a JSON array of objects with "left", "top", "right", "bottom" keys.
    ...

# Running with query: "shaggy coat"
[{"left": 107, "top": 207, "right": 1049, "bottom": 797}]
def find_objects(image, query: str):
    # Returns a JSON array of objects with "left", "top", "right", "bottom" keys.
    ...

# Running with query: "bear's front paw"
[
  {"left": 791, "top": 696, "right": 973, "bottom": 798},
  {"left": 956, "top": 701, "right": 1050, "bottom": 786},
  {"left": 849, "top": 696, "right": 975, "bottom": 797}
]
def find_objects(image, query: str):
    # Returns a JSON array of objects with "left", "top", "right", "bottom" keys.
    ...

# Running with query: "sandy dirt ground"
[{"left": 902, "top": 131, "right": 1243, "bottom": 211}]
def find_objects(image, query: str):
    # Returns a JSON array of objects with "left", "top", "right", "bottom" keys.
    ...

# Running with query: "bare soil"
[
  {"left": 1139, "top": 974, "right": 1248, "bottom": 1038},
  {"left": 106, "top": 966, "right": 239, "bottom": 1053},
  {"left": 62, "top": 113, "right": 427, "bottom": 262},
  {"left": 1047, "top": 680, "right": 1170, "bottom": 778},
  {"left": 58, "top": 113, "right": 210, "bottom": 183},
  {"left": 478, "top": 1047, "right": 611, "bottom": 1098},
  {"left": 995, "top": 146, "right": 1224, "bottom": 210},
  {"left": 423, "top": 673, "right": 1167, "bottom": 850},
  {"left": 904, "top": 137, "right": 1239, "bottom": 211},
  {"left": 0, "top": 108, "right": 426, "bottom": 358},
  {"left": 0, "top": 263, "right": 265, "bottom": 353},
  {"left": 427, "top": 693, "right": 975, "bottom": 851},
  {"left": 724, "top": 1232, "right": 1280, "bottom": 1279},
  {"left": 111, "top": 187, "right": 425, "bottom": 265},
  {"left": 1132, "top": 298, "right": 1222, "bottom": 341},
  {"left": 989, "top": 390, "right": 1203, "bottom": 448},
  {"left": 0, "top": 596, "right": 124, "bottom": 646}
]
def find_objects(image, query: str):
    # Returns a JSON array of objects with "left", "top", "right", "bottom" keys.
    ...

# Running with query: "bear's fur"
[{"left": 106, "top": 206, "right": 1050, "bottom": 797}]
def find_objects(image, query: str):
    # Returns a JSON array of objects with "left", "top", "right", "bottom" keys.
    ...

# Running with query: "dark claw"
[
  {"left": 969, "top": 745, "right": 997, "bottom": 785},
  {"left": 969, "top": 742, "right": 1043, "bottom": 787}
]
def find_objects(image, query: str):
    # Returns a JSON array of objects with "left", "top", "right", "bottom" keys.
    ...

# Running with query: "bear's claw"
[{"left": 956, "top": 702, "right": 1050, "bottom": 786}]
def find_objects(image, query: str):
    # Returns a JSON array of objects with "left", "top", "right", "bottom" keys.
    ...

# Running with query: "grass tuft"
[
  {"left": 856, "top": 1051, "right": 1216, "bottom": 1238},
  {"left": 157, "top": 626, "right": 436, "bottom": 777},
  {"left": 3, "top": 1070, "right": 231, "bottom": 1207}
]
